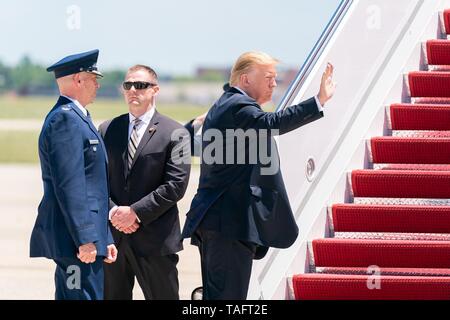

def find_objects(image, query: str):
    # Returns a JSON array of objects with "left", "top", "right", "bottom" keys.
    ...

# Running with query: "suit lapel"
[{"left": 129, "top": 111, "right": 159, "bottom": 172}]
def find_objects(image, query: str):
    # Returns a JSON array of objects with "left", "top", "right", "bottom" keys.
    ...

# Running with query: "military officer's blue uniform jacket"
[{"left": 30, "top": 96, "right": 113, "bottom": 259}]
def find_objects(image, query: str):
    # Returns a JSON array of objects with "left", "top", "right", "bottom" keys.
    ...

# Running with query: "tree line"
[
  {"left": 0, "top": 56, "right": 226, "bottom": 97},
  {"left": 0, "top": 56, "right": 127, "bottom": 97}
]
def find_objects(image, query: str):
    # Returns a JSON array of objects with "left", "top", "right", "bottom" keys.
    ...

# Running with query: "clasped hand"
[{"left": 110, "top": 206, "right": 140, "bottom": 234}]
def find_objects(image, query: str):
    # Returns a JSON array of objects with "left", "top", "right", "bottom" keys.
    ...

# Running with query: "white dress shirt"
[{"left": 128, "top": 106, "right": 156, "bottom": 145}]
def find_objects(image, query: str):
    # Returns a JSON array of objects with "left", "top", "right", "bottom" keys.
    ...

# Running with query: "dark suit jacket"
[
  {"left": 99, "top": 111, "right": 191, "bottom": 257},
  {"left": 181, "top": 85, "right": 323, "bottom": 258},
  {"left": 30, "top": 96, "right": 113, "bottom": 259}
]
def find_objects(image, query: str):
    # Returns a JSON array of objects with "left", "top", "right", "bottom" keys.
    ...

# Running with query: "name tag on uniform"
[{"left": 89, "top": 139, "right": 99, "bottom": 152}]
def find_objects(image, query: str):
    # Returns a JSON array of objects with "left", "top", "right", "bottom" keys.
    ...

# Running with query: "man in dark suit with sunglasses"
[{"left": 98, "top": 65, "right": 191, "bottom": 300}]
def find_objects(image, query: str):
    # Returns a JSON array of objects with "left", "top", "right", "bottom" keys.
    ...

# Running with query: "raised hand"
[{"left": 317, "top": 62, "right": 336, "bottom": 106}]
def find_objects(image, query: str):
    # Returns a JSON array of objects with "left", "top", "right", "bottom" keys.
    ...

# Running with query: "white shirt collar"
[
  {"left": 233, "top": 86, "right": 248, "bottom": 97},
  {"left": 61, "top": 95, "right": 88, "bottom": 117},
  {"left": 129, "top": 106, "right": 156, "bottom": 126}
]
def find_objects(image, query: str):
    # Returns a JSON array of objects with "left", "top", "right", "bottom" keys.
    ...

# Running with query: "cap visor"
[{"left": 88, "top": 70, "right": 103, "bottom": 78}]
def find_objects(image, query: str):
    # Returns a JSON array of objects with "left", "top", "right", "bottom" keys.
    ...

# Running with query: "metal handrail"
[{"left": 276, "top": 0, "right": 354, "bottom": 112}]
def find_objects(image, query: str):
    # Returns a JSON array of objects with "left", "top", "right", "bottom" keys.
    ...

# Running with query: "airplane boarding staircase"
[{"left": 291, "top": 8, "right": 450, "bottom": 300}]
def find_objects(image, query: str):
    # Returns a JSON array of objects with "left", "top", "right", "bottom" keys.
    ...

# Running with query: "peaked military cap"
[{"left": 46, "top": 49, "right": 103, "bottom": 79}]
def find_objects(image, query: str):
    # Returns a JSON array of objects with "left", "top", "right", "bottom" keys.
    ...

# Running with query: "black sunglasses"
[{"left": 122, "top": 81, "right": 157, "bottom": 90}]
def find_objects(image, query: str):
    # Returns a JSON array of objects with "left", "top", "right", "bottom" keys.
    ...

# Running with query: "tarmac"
[{"left": 0, "top": 164, "right": 202, "bottom": 300}]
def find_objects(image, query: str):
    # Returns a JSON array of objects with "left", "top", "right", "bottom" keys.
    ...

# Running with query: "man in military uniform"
[{"left": 30, "top": 49, "right": 117, "bottom": 300}]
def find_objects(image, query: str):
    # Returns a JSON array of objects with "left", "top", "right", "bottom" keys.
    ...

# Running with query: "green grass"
[
  {"left": 0, "top": 96, "right": 209, "bottom": 122},
  {"left": 0, "top": 96, "right": 210, "bottom": 163},
  {"left": 0, "top": 131, "right": 39, "bottom": 163},
  {"left": 0, "top": 131, "right": 204, "bottom": 164},
  {"left": 0, "top": 96, "right": 275, "bottom": 163}
]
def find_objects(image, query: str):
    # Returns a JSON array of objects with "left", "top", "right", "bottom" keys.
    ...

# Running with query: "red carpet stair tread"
[
  {"left": 351, "top": 170, "right": 450, "bottom": 198},
  {"left": 389, "top": 104, "right": 450, "bottom": 130},
  {"left": 312, "top": 239, "right": 450, "bottom": 268},
  {"left": 408, "top": 72, "right": 450, "bottom": 98},
  {"left": 315, "top": 267, "right": 450, "bottom": 276},
  {"left": 444, "top": 9, "right": 450, "bottom": 35},
  {"left": 332, "top": 204, "right": 450, "bottom": 233},
  {"left": 370, "top": 137, "right": 450, "bottom": 164},
  {"left": 426, "top": 40, "right": 450, "bottom": 65},
  {"left": 293, "top": 274, "right": 450, "bottom": 300}
]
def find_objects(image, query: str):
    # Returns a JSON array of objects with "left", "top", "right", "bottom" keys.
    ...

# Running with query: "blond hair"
[
  {"left": 229, "top": 51, "right": 279, "bottom": 86},
  {"left": 127, "top": 64, "right": 158, "bottom": 82}
]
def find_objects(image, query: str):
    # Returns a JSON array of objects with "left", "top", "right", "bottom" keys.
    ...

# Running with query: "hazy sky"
[{"left": 1, "top": 0, "right": 341, "bottom": 75}]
